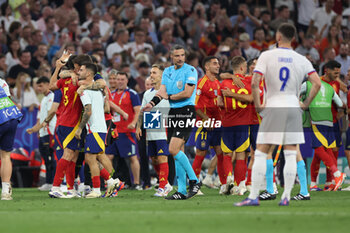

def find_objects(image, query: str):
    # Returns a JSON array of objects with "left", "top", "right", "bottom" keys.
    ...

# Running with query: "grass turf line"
[{"left": 0, "top": 185, "right": 349, "bottom": 233}]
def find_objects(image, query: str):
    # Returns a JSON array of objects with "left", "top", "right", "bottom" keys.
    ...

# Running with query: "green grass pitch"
[{"left": 0, "top": 185, "right": 349, "bottom": 233}]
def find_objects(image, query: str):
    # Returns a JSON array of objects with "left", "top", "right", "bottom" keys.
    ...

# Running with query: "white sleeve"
[
  {"left": 141, "top": 92, "right": 148, "bottom": 108},
  {"left": 303, "top": 58, "right": 316, "bottom": 76},
  {"left": 254, "top": 52, "right": 267, "bottom": 75},
  {"left": 0, "top": 79, "right": 10, "bottom": 96},
  {"left": 80, "top": 90, "right": 92, "bottom": 106},
  {"left": 332, "top": 92, "right": 343, "bottom": 108}
]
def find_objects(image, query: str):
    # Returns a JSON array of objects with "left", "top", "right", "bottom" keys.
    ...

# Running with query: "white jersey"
[
  {"left": 141, "top": 88, "right": 170, "bottom": 141},
  {"left": 254, "top": 47, "right": 315, "bottom": 108},
  {"left": 80, "top": 90, "right": 107, "bottom": 134},
  {"left": 38, "top": 91, "right": 57, "bottom": 137}
]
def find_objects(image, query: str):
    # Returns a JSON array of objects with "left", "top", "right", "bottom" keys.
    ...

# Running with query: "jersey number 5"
[
  {"left": 63, "top": 87, "right": 69, "bottom": 106},
  {"left": 279, "top": 67, "right": 290, "bottom": 91}
]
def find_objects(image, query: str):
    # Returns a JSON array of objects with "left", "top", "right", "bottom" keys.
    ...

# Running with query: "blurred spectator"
[
  {"left": 18, "top": 3, "right": 37, "bottom": 29},
  {"left": 135, "top": 61, "right": 150, "bottom": 93},
  {"left": 30, "top": 43, "right": 49, "bottom": 71},
  {"left": 82, "top": 8, "right": 110, "bottom": 38},
  {"left": 239, "top": 33, "right": 260, "bottom": 61},
  {"left": 120, "top": 63, "right": 138, "bottom": 91},
  {"left": 270, "top": 5, "right": 295, "bottom": 31},
  {"left": 0, "top": 54, "right": 7, "bottom": 79},
  {"left": 42, "top": 15, "right": 59, "bottom": 47},
  {"left": 106, "top": 28, "right": 130, "bottom": 63},
  {"left": 335, "top": 42, "right": 350, "bottom": 76},
  {"left": 186, "top": 2, "right": 207, "bottom": 50},
  {"left": 20, "top": 25, "right": 33, "bottom": 50},
  {"left": 154, "top": 28, "right": 173, "bottom": 57},
  {"left": 26, "top": 29, "right": 43, "bottom": 55},
  {"left": 61, "top": 18, "right": 80, "bottom": 46},
  {"left": 187, "top": 52, "right": 204, "bottom": 79},
  {"left": 36, "top": 6, "right": 59, "bottom": 33},
  {"left": 13, "top": 72, "right": 39, "bottom": 111},
  {"left": 54, "top": 0, "right": 79, "bottom": 31},
  {"left": 310, "top": 0, "right": 336, "bottom": 38},
  {"left": 7, "top": 50, "right": 35, "bottom": 87},
  {"left": 6, "top": 21, "right": 22, "bottom": 48},
  {"left": 79, "top": 37, "right": 93, "bottom": 54},
  {"left": 295, "top": 35, "right": 320, "bottom": 63},
  {"left": 5, "top": 39, "right": 20, "bottom": 72},
  {"left": 319, "top": 47, "right": 336, "bottom": 75},
  {"left": 127, "top": 27, "right": 153, "bottom": 57},
  {"left": 29, "top": 0, "right": 41, "bottom": 21},
  {"left": 297, "top": 0, "right": 318, "bottom": 33},
  {"left": 198, "top": 31, "right": 218, "bottom": 57},
  {"left": 0, "top": 2, "right": 15, "bottom": 31},
  {"left": 320, "top": 24, "right": 341, "bottom": 58},
  {"left": 250, "top": 27, "right": 269, "bottom": 51},
  {"left": 139, "top": 17, "right": 158, "bottom": 44},
  {"left": 230, "top": 3, "right": 260, "bottom": 39}
]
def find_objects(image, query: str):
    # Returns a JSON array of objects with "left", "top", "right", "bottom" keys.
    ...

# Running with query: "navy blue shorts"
[
  {"left": 221, "top": 125, "right": 250, "bottom": 153},
  {"left": 194, "top": 126, "right": 221, "bottom": 151},
  {"left": 249, "top": 124, "right": 259, "bottom": 151},
  {"left": 147, "top": 140, "right": 169, "bottom": 156},
  {"left": 57, "top": 125, "right": 80, "bottom": 151},
  {"left": 333, "top": 121, "right": 342, "bottom": 147},
  {"left": 85, "top": 132, "right": 106, "bottom": 154},
  {"left": 0, "top": 119, "right": 18, "bottom": 151},
  {"left": 311, "top": 124, "right": 336, "bottom": 149},
  {"left": 105, "top": 132, "right": 138, "bottom": 158}
]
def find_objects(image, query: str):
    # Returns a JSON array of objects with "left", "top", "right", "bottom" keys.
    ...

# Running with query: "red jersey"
[
  {"left": 250, "top": 40, "right": 269, "bottom": 51},
  {"left": 195, "top": 75, "right": 222, "bottom": 121},
  {"left": 110, "top": 88, "right": 141, "bottom": 133},
  {"left": 105, "top": 87, "right": 112, "bottom": 121},
  {"left": 321, "top": 76, "right": 340, "bottom": 123},
  {"left": 220, "top": 74, "right": 252, "bottom": 127},
  {"left": 56, "top": 78, "right": 82, "bottom": 127},
  {"left": 245, "top": 76, "right": 264, "bottom": 125}
]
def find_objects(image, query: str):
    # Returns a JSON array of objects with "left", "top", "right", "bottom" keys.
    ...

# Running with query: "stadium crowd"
[{"left": 1, "top": 0, "right": 350, "bottom": 200}]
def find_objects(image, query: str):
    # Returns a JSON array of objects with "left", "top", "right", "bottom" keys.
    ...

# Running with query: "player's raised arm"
[{"left": 49, "top": 50, "right": 71, "bottom": 90}]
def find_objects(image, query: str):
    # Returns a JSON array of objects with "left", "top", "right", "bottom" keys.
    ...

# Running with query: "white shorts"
[{"left": 257, "top": 107, "right": 304, "bottom": 145}]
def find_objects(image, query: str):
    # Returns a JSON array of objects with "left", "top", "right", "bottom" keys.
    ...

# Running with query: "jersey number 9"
[{"left": 279, "top": 67, "right": 290, "bottom": 91}]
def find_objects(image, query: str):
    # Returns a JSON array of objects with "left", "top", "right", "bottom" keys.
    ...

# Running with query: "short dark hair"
[
  {"left": 19, "top": 49, "right": 31, "bottom": 57},
  {"left": 9, "top": 21, "right": 21, "bottom": 34},
  {"left": 278, "top": 5, "right": 288, "bottom": 12},
  {"left": 66, "top": 55, "right": 77, "bottom": 70},
  {"left": 82, "top": 62, "right": 97, "bottom": 76},
  {"left": 247, "top": 57, "right": 258, "bottom": 69},
  {"left": 231, "top": 56, "right": 246, "bottom": 71},
  {"left": 324, "top": 60, "right": 341, "bottom": 70},
  {"left": 36, "top": 76, "right": 50, "bottom": 84},
  {"left": 277, "top": 23, "right": 296, "bottom": 41},
  {"left": 170, "top": 44, "right": 185, "bottom": 54},
  {"left": 73, "top": 54, "right": 92, "bottom": 66},
  {"left": 45, "top": 15, "right": 55, "bottom": 24},
  {"left": 152, "top": 64, "right": 165, "bottom": 71},
  {"left": 202, "top": 56, "right": 218, "bottom": 70},
  {"left": 117, "top": 71, "right": 128, "bottom": 79}
]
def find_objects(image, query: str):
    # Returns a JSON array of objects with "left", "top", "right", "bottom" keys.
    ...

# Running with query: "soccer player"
[
  {"left": 0, "top": 79, "right": 23, "bottom": 200},
  {"left": 220, "top": 56, "right": 252, "bottom": 195},
  {"left": 105, "top": 71, "right": 142, "bottom": 190},
  {"left": 311, "top": 60, "right": 346, "bottom": 191},
  {"left": 143, "top": 44, "right": 201, "bottom": 200},
  {"left": 26, "top": 77, "right": 57, "bottom": 191},
  {"left": 74, "top": 63, "right": 119, "bottom": 198},
  {"left": 191, "top": 56, "right": 224, "bottom": 189},
  {"left": 299, "top": 76, "right": 346, "bottom": 192},
  {"left": 137, "top": 64, "right": 172, "bottom": 197},
  {"left": 235, "top": 23, "right": 321, "bottom": 207}
]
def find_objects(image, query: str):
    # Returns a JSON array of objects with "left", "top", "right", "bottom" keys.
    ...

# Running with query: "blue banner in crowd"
[{"left": 13, "top": 107, "right": 39, "bottom": 154}]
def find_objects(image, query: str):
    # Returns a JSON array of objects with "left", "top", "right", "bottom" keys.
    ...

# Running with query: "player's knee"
[{"left": 0, "top": 150, "right": 11, "bottom": 160}]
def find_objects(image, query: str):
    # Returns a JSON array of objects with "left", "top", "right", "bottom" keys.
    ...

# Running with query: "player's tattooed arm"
[
  {"left": 75, "top": 104, "right": 92, "bottom": 139},
  {"left": 82, "top": 79, "right": 107, "bottom": 91},
  {"left": 251, "top": 72, "right": 264, "bottom": 112}
]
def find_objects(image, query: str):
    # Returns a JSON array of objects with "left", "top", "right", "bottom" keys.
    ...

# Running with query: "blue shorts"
[
  {"left": 105, "top": 132, "right": 138, "bottom": 158},
  {"left": 0, "top": 119, "right": 19, "bottom": 151},
  {"left": 249, "top": 124, "right": 259, "bottom": 151},
  {"left": 333, "top": 121, "right": 342, "bottom": 147},
  {"left": 57, "top": 125, "right": 80, "bottom": 151},
  {"left": 300, "top": 127, "right": 313, "bottom": 157},
  {"left": 147, "top": 140, "right": 169, "bottom": 157},
  {"left": 85, "top": 133, "right": 106, "bottom": 154},
  {"left": 345, "top": 127, "right": 350, "bottom": 150},
  {"left": 194, "top": 127, "right": 221, "bottom": 151},
  {"left": 221, "top": 125, "right": 250, "bottom": 153},
  {"left": 311, "top": 124, "right": 336, "bottom": 149}
]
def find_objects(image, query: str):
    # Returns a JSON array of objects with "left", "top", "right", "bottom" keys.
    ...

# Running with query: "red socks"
[
  {"left": 100, "top": 168, "right": 111, "bottom": 180},
  {"left": 314, "top": 147, "right": 338, "bottom": 174},
  {"left": 53, "top": 159, "right": 70, "bottom": 187},
  {"left": 234, "top": 160, "right": 247, "bottom": 185},
  {"left": 153, "top": 164, "right": 160, "bottom": 177},
  {"left": 216, "top": 154, "right": 225, "bottom": 185},
  {"left": 192, "top": 155, "right": 205, "bottom": 177},
  {"left": 66, "top": 161, "right": 76, "bottom": 190},
  {"left": 158, "top": 162, "right": 169, "bottom": 189},
  {"left": 246, "top": 168, "right": 252, "bottom": 185},
  {"left": 310, "top": 155, "right": 321, "bottom": 183},
  {"left": 223, "top": 155, "right": 233, "bottom": 184},
  {"left": 92, "top": 176, "right": 101, "bottom": 188}
]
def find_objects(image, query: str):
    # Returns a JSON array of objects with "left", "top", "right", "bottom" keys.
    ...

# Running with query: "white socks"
[
  {"left": 281, "top": 150, "right": 297, "bottom": 201},
  {"left": 248, "top": 150, "right": 267, "bottom": 199},
  {"left": 93, "top": 188, "right": 101, "bottom": 194},
  {"left": 2, "top": 182, "right": 10, "bottom": 194},
  {"left": 107, "top": 178, "right": 114, "bottom": 187}
]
